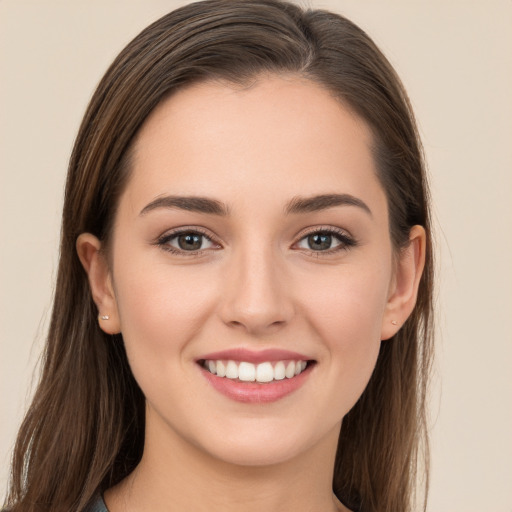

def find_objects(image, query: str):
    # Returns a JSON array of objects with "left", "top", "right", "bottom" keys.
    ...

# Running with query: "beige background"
[{"left": 1, "top": 1, "right": 511, "bottom": 510}]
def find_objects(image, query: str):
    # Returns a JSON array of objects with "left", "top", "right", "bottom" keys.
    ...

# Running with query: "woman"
[{"left": 4, "top": 1, "right": 434, "bottom": 511}]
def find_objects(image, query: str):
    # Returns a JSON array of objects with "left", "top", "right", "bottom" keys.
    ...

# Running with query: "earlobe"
[
  {"left": 76, "top": 233, "right": 121, "bottom": 334},
  {"left": 381, "top": 225, "right": 426, "bottom": 340}
]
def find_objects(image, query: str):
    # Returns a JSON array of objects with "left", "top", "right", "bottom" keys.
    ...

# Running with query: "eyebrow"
[
  {"left": 139, "top": 195, "right": 230, "bottom": 216},
  {"left": 139, "top": 193, "right": 372, "bottom": 217},
  {"left": 284, "top": 193, "right": 372, "bottom": 217}
]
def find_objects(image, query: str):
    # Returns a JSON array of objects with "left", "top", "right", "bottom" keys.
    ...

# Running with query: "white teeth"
[
  {"left": 256, "top": 362, "right": 274, "bottom": 383},
  {"left": 225, "top": 360, "right": 239, "bottom": 379},
  {"left": 203, "top": 359, "right": 309, "bottom": 382},
  {"left": 216, "top": 360, "right": 226, "bottom": 377},
  {"left": 238, "top": 362, "right": 256, "bottom": 382},
  {"left": 274, "top": 361, "right": 286, "bottom": 380},
  {"left": 285, "top": 361, "right": 295, "bottom": 379}
]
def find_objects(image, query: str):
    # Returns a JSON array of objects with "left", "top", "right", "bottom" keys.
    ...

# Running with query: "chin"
[
  {"left": 203, "top": 438, "right": 308, "bottom": 467},
  {"left": 188, "top": 416, "right": 340, "bottom": 468}
]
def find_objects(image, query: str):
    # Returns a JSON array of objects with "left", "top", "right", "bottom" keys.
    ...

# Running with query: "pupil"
[
  {"left": 309, "top": 233, "right": 331, "bottom": 250},
  {"left": 178, "top": 233, "right": 202, "bottom": 250}
]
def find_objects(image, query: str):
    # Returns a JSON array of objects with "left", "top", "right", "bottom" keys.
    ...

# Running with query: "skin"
[{"left": 78, "top": 75, "right": 425, "bottom": 512}]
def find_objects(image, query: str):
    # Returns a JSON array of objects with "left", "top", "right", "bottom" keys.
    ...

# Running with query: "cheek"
[
  {"left": 112, "top": 255, "right": 219, "bottom": 369},
  {"left": 296, "top": 262, "right": 390, "bottom": 405},
  {"left": 299, "top": 260, "right": 390, "bottom": 343}
]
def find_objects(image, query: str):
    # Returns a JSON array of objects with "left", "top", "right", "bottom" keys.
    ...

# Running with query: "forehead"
[
  {"left": 134, "top": 75, "right": 373, "bottom": 159},
  {"left": 124, "top": 75, "right": 385, "bottom": 217}
]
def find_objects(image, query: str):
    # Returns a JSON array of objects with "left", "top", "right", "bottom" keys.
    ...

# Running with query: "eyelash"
[
  {"left": 155, "top": 226, "right": 357, "bottom": 258},
  {"left": 156, "top": 227, "right": 220, "bottom": 257},
  {"left": 295, "top": 226, "right": 357, "bottom": 257}
]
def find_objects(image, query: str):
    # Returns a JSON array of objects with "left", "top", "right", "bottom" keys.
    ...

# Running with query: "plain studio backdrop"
[{"left": 1, "top": 1, "right": 511, "bottom": 510}]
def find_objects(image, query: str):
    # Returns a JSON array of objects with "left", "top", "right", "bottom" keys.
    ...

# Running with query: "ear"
[
  {"left": 381, "top": 225, "right": 426, "bottom": 340},
  {"left": 76, "top": 233, "right": 121, "bottom": 335}
]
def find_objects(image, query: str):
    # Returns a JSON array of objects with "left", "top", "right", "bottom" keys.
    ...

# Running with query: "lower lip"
[{"left": 199, "top": 363, "right": 314, "bottom": 403}]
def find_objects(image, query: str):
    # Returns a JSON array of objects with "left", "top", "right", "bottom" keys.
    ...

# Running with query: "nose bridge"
[{"left": 219, "top": 237, "right": 293, "bottom": 334}]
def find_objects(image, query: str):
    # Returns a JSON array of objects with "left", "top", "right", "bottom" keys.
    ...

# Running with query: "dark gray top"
[{"left": 85, "top": 495, "right": 108, "bottom": 512}]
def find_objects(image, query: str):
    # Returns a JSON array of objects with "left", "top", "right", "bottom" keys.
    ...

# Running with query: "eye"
[
  {"left": 157, "top": 228, "right": 219, "bottom": 255},
  {"left": 295, "top": 228, "right": 356, "bottom": 254}
]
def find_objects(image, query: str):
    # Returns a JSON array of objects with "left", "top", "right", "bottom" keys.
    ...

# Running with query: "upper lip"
[{"left": 198, "top": 348, "right": 313, "bottom": 364}]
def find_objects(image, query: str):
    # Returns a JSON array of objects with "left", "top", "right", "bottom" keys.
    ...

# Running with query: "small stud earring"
[
  {"left": 99, "top": 315, "right": 110, "bottom": 321},
  {"left": 391, "top": 320, "right": 398, "bottom": 325}
]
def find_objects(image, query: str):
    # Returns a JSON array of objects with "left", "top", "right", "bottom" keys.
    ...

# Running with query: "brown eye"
[
  {"left": 177, "top": 233, "right": 204, "bottom": 251},
  {"left": 295, "top": 228, "right": 356, "bottom": 255},
  {"left": 297, "top": 232, "right": 342, "bottom": 252},
  {"left": 307, "top": 233, "right": 334, "bottom": 251},
  {"left": 158, "top": 229, "right": 218, "bottom": 254}
]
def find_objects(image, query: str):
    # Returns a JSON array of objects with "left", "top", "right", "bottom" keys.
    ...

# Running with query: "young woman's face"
[{"left": 107, "top": 76, "right": 399, "bottom": 466}]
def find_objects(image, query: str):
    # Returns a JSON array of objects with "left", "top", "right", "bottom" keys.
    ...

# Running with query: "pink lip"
[
  {"left": 198, "top": 348, "right": 312, "bottom": 364},
  {"left": 200, "top": 366, "right": 313, "bottom": 403},
  {"left": 197, "top": 348, "right": 315, "bottom": 404}
]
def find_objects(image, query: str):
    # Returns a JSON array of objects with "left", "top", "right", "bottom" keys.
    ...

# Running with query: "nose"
[{"left": 218, "top": 243, "right": 295, "bottom": 336}]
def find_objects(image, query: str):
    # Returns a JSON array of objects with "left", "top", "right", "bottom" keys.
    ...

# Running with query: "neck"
[{"left": 105, "top": 412, "right": 346, "bottom": 512}]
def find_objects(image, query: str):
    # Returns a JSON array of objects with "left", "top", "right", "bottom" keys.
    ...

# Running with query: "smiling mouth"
[{"left": 199, "top": 359, "right": 314, "bottom": 383}]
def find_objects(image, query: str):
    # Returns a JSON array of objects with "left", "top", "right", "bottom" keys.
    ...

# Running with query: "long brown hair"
[{"left": 5, "top": 1, "right": 434, "bottom": 511}]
